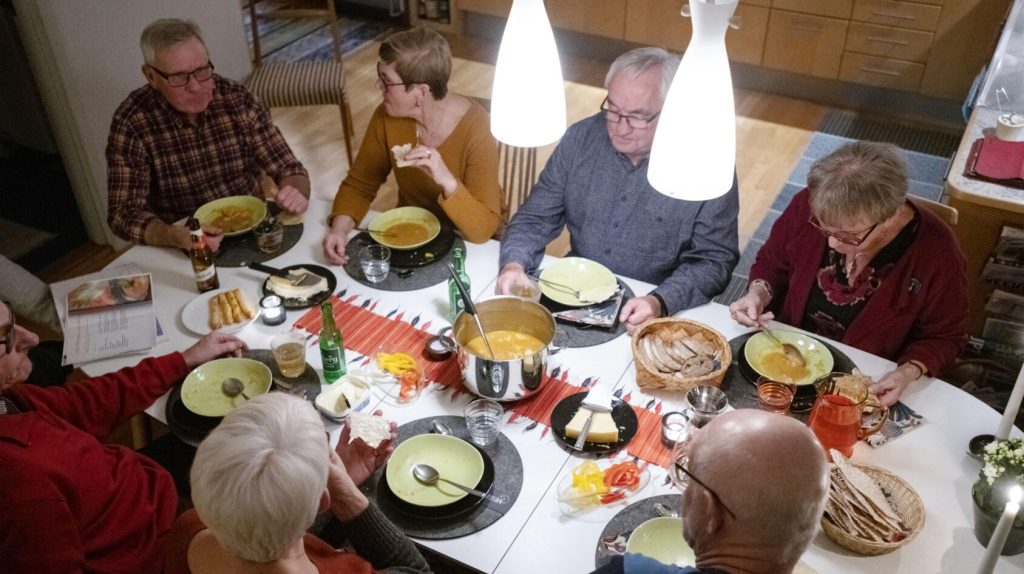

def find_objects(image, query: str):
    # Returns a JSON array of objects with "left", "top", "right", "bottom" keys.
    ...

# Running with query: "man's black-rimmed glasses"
[
  {"left": 673, "top": 461, "right": 737, "bottom": 520},
  {"left": 600, "top": 96, "right": 660, "bottom": 130},
  {"left": 149, "top": 61, "right": 215, "bottom": 88}
]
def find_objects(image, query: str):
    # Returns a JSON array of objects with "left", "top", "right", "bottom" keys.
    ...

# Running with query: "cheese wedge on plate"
[{"left": 565, "top": 408, "right": 619, "bottom": 443}]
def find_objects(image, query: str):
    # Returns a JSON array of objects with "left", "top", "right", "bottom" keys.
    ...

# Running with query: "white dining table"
[{"left": 80, "top": 196, "right": 1024, "bottom": 574}]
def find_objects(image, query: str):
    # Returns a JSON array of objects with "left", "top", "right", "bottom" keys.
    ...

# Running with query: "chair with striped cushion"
[{"left": 245, "top": 60, "right": 355, "bottom": 165}]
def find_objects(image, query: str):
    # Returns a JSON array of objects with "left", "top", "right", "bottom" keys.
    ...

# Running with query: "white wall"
[{"left": 14, "top": 0, "right": 251, "bottom": 245}]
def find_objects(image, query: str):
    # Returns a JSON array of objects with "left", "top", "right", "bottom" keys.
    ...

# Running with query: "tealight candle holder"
[
  {"left": 661, "top": 411, "right": 688, "bottom": 449},
  {"left": 260, "top": 295, "right": 286, "bottom": 326}
]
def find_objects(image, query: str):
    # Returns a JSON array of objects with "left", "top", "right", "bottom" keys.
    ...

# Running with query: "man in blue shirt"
[
  {"left": 593, "top": 410, "right": 829, "bottom": 574},
  {"left": 497, "top": 47, "right": 740, "bottom": 332}
]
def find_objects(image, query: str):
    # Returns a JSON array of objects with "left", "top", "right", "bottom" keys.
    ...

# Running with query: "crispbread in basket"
[
  {"left": 821, "top": 464, "right": 925, "bottom": 556},
  {"left": 631, "top": 318, "right": 730, "bottom": 392}
]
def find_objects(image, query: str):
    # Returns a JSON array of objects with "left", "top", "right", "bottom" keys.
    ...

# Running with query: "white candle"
[
  {"left": 995, "top": 364, "right": 1024, "bottom": 440},
  {"left": 976, "top": 485, "right": 1022, "bottom": 574}
]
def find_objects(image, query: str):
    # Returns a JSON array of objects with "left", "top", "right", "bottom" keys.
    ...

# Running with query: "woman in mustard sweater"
[{"left": 322, "top": 27, "right": 502, "bottom": 264}]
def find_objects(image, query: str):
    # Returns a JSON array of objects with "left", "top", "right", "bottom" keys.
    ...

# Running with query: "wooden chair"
[
  {"left": 246, "top": 0, "right": 341, "bottom": 66},
  {"left": 244, "top": 1, "right": 355, "bottom": 164},
  {"left": 468, "top": 97, "right": 541, "bottom": 223},
  {"left": 910, "top": 196, "right": 958, "bottom": 226}
]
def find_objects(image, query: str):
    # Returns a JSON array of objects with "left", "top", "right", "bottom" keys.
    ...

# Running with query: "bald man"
[{"left": 594, "top": 410, "right": 829, "bottom": 574}]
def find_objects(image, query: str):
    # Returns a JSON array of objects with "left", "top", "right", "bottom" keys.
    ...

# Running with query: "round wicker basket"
[
  {"left": 821, "top": 464, "right": 925, "bottom": 556},
  {"left": 631, "top": 318, "right": 731, "bottom": 392}
]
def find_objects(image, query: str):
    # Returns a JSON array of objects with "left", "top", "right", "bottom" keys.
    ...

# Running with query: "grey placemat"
[
  {"left": 546, "top": 280, "right": 634, "bottom": 349},
  {"left": 343, "top": 234, "right": 467, "bottom": 291},
  {"left": 724, "top": 333, "right": 858, "bottom": 422},
  {"left": 364, "top": 415, "right": 523, "bottom": 540},
  {"left": 247, "top": 348, "right": 321, "bottom": 402},
  {"left": 215, "top": 224, "right": 304, "bottom": 267},
  {"left": 594, "top": 494, "right": 682, "bottom": 569}
]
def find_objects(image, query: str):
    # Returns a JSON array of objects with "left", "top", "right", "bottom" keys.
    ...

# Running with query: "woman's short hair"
[
  {"left": 379, "top": 26, "right": 452, "bottom": 99},
  {"left": 807, "top": 141, "right": 908, "bottom": 227},
  {"left": 190, "top": 393, "right": 329, "bottom": 563},
  {"left": 140, "top": 18, "right": 205, "bottom": 67},
  {"left": 604, "top": 47, "right": 680, "bottom": 103}
]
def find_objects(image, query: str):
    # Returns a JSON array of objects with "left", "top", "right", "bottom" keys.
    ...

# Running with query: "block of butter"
[{"left": 564, "top": 408, "right": 619, "bottom": 443}]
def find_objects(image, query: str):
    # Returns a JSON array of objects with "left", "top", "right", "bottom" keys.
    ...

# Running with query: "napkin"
[
  {"left": 863, "top": 401, "right": 925, "bottom": 448},
  {"left": 551, "top": 287, "right": 625, "bottom": 328},
  {"left": 582, "top": 385, "right": 614, "bottom": 412}
]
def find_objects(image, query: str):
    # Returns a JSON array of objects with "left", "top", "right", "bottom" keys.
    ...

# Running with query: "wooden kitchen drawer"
[
  {"left": 624, "top": 2, "right": 768, "bottom": 66},
  {"left": 852, "top": 0, "right": 941, "bottom": 32},
  {"left": 839, "top": 52, "right": 924, "bottom": 91},
  {"left": 764, "top": 11, "right": 848, "bottom": 79},
  {"left": 547, "top": 0, "right": 626, "bottom": 38},
  {"left": 845, "top": 22, "right": 933, "bottom": 62},
  {"left": 459, "top": 0, "right": 512, "bottom": 18},
  {"left": 772, "top": 0, "right": 852, "bottom": 19},
  {"left": 743, "top": 0, "right": 772, "bottom": 6}
]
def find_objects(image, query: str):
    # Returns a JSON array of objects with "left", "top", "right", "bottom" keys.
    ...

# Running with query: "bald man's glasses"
[
  {"left": 674, "top": 461, "right": 737, "bottom": 519},
  {"left": 600, "top": 97, "right": 659, "bottom": 130},
  {"left": 1, "top": 301, "right": 15, "bottom": 354},
  {"left": 149, "top": 61, "right": 215, "bottom": 88}
]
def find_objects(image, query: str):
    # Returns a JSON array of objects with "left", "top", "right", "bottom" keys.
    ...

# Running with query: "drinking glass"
[
  {"left": 253, "top": 216, "right": 284, "bottom": 254},
  {"left": 464, "top": 398, "right": 504, "bottom": 447},
  {"left": 756, "top": 376, "right": 796, "bottom": 414},
  {"left": 361, "top": 245, "right": 391, "bottom": 283},
  {"left": 271, "top": 331, "right": 308, "bottom": 386}
]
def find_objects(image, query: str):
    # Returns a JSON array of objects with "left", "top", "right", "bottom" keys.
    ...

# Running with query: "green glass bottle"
[
  {"left": 448, "top": 247, "right": 469, "bottom": 324},
  {"left": 319, "top": 301, "right": 346, "bottom": 383}
]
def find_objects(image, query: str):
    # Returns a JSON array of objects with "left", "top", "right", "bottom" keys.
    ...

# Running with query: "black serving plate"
[
  {"left": 260, "top": 263, "right": 337, "bottom": 309},
  {"left": 379, "top": 444, "right": 495, "bottom": 520},
  {"left": 165, "top": 383, "right": 222, "bottom": 448},
  {"left": 352, "top": 223, "right": 456, "bottom": 268},
  {"left": 550, "top": 392, "right": 638, "bottom": 453}
]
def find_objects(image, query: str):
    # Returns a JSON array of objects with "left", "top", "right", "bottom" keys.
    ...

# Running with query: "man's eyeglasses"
[
  {"left": 149, "top": 61, "right": 215, "bottom": 88},
  {"left": 808, "top": 217, "right": 879, "bottom": 247},
  {"left": 673, "top": 461, "right": 737, "bottom": 520},
  {"left": 376, "top": 62, "right": 408, "bottom": 89},
  {"left": 1, "top": 301, "right": 15, "bottom": 355},
  {"left": 600, "top": 96, "right": 660, "bottom": 129}
]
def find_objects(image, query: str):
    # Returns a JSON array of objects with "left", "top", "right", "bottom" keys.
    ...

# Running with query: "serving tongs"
[
  {"left": 246, "top": 262, "right": 322, "bottom": 287},
  {"left": 446, "top": 261, "right": 495, "bottom": 361}
]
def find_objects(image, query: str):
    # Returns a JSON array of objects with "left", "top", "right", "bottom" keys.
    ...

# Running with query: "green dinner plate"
[
  {"left": 539, "top": 257, "right": 618, "bottom": 307},
  {"left": 385, "top": 434, "right": 485, "bottom": 507},
  {"left": 743, "top": 330, "right": 834, "bottom": 386},
  {"left": 625, "top": 517, "right": 695, "bottom": 567},
  {"left": 368, "top": 206, "right": 441, "bottom": 250},
  {"left": 181, "top": 358, "right": 272, "bottom": 417},
  {"left": 194, "top": 196, "right": 267, "bottom": 237}
]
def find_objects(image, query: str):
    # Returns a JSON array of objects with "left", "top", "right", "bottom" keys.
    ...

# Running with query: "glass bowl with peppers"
[{"left": 556, "top": 459, "right": 650, "bottom": 515}]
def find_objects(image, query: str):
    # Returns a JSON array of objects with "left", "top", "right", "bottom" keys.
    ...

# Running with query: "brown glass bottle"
[{"left": 187, "top": 217, "right": 219, "bottom": 292}]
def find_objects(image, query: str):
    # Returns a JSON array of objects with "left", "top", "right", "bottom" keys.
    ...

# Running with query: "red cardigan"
[
  {"left": 0, "top": 353, "right": 189, "bottom": 574},
  {"left": 749, "top": 189, "right": 969, "bottom": 376}
]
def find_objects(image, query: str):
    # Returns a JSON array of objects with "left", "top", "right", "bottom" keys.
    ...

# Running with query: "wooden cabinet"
[
  {"left": 546, "top": 0, "right": 626, "bottom": 39},
  {"left": 920, "top": 0, "right": 1012, "bottom": 100},
  {"left": 459, "top": 0, "right": 510, "bottom": 18},
  {"left": 839, "top": 52, "right": 924, "bottom": 91},
  {"left": 729, "top": 4, "right": 770, "bottom": 65},
  {"left": 851, "top": 0, "right": 941, "bottom": 32},
  {"left": 763, "top": 10, "right": 848, "bottom": 79},
  {"left": 845, "top": 22, "right": 933, "bottom": 63},
  {"left": 623, "top": 2, "right": 768, "bottom": 66}
]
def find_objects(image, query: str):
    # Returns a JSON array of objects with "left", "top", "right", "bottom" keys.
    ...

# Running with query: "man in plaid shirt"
[{"left": 107, "top": 19, "right": 309, "bottom": 250}]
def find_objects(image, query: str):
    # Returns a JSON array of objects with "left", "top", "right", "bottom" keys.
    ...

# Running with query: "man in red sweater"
[{"left": 0, "top": 299, "right": 246, "bottom": 573}]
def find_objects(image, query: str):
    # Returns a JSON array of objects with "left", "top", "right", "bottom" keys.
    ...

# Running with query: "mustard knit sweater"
[{"left": 330, "top": 100, "right": 502, "bottom": 243}]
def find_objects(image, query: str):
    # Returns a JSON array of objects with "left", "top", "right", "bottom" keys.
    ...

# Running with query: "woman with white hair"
[{"left": 162, "top": 393, "right": 429, "bottom": 573}]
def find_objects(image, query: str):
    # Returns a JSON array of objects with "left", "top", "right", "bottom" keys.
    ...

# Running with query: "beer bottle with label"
[
  {"left": 319, "top": 301, "right": 346, "bottom": 383},
  {"left": 448, "top": 247, "right": 469, "bottom": 324},
  {"left": 187, "top": 217, "right": 219, "bottom": 292}
]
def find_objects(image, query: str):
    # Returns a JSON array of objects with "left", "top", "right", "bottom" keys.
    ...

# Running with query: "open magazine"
[{"left": 50, "top": 265, "right": 162, "bottom": 366}]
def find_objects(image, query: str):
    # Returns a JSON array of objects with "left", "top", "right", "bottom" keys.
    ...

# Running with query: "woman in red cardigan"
[{"left": 730, "top": 141, "right": 969, "bottom": 406}]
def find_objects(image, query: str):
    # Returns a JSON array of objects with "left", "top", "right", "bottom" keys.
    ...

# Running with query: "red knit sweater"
[{"left": 0, "top": 353, "right": 188, "bottom": 573}]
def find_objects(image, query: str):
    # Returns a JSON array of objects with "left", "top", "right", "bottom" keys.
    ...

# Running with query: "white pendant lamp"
[
  {"left": 648, "top": 0, "right": 738, "bottom": 200},
  {"left": 491, "top": 0, "right": 566, "bottom": 147}
]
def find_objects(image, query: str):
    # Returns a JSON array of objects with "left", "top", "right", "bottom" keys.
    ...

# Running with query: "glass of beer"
[{"left": 271, "top": 331, "right": 308, "bottom": 386}]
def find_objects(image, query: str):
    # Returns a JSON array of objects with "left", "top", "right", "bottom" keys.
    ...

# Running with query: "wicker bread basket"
[
  {"left": 631, "top": 318, "right": 731, "bottom": 392},
  {"left": 821, "top": 464, "right": 925, "bottom": 556}
]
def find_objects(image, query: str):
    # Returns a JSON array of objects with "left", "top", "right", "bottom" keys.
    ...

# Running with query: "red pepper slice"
[
  {"left": 600, "top": 491, "right": 627, "bottom": 505},
  {"left": 603, "top": 462, "right": 641, "bottom": 489}
]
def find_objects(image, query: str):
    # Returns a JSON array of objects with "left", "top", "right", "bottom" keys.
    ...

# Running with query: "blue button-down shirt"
[{"left": 500, "top": 113, "right": 740, "bottom": 314}]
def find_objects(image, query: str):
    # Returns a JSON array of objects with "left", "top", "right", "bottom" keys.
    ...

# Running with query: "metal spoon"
[
  {"left": 221, "top": 377, "right": 250, "bottom": 400},
  {"left": 412, "top": 463, "right": 509, "bottom": 505},
  {"left": 655, "top": 502, "right": 679, "bottom": 518},
  {"left": 761, "top": 329, "right": 806, "bottom": 367},
  {"left": 431, "top": 420, "right": 453, "bottom": 435}
]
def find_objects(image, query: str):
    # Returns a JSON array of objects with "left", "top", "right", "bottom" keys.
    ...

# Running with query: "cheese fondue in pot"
[{"left": 465, "top": 330, "right": 545, "bottom": 360}]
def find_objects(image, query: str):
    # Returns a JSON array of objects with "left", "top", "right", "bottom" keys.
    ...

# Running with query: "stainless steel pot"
[{"left": 453, "top": 296, "right": 555, "bottom": 402}]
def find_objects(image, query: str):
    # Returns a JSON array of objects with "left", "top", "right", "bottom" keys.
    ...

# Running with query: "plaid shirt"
[{"left": 106, "top": 75, "right": 307, "bottom": 243}]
